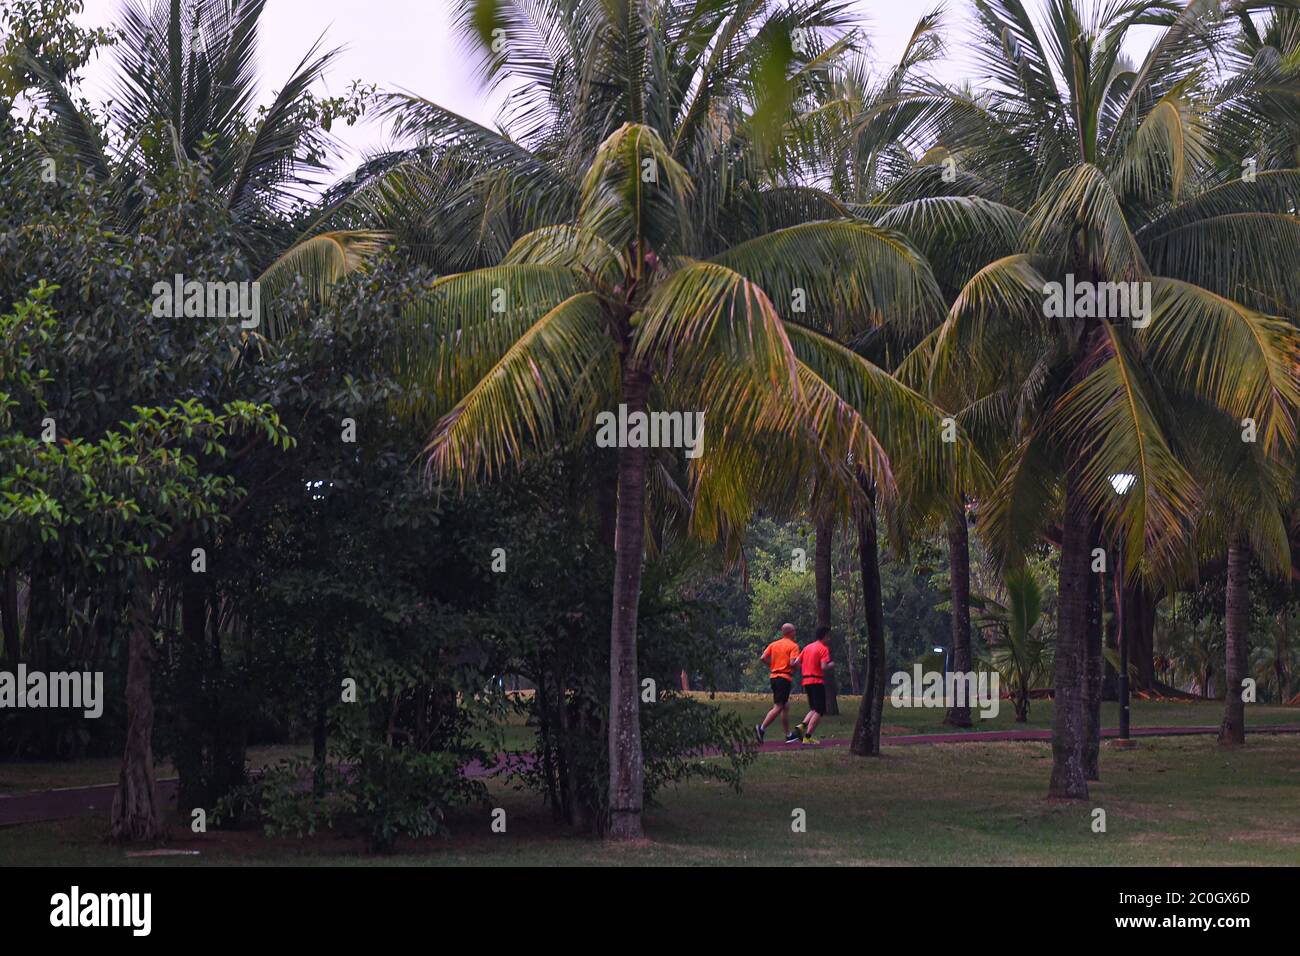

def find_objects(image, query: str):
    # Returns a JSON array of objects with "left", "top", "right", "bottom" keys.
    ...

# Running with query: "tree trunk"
[
  {"left": 177, "top": 574, "right": 207, "bottom": 812},
  {"left": 27, "top": 570, "right": 51, "bottom": 670},
  {"left": 943, "top": 505, "right": 973, "bottom": 727},
  {"left": 815, "top": 512, "right": 838, "bottom": 715},
  {"left": 844, "top": 633, "right": 862, "bottom": 695},
  {"left": 111, "top": 583, "right": 164, "bottom": 842},
  {"left": 606, "top": 363, "right": 650, "bottom": 840},
  {"left": 1048, "top": 465, "right": 1090, "bottom": 799},
  {"left": 1218, "top": 536, "right": 1250, "bottom": 746},
  {"left": 850, "top": 484, "right": 885, "bottom": 756},
  {"left": 312, "top": 686, "right": 328, "bottom": 796},
  {"left": 1102, "top": 576, "right": 1118, "bottom": 701},
  {"left": 1125, "top": 584, "right": 1158, "bottom": 692},
  {"left": 557, "top": 682, "right": 590, "bottom": 831},
  {"left": 1, "top": 568, "right": 19, "bottom": 662},
  {"left": 1084, "top": 559, "right": 1103, "bottom": 780},
  {"left": 535, "top": 674, "right": 561, "bottom": 821},
  {"left": 595, "top": 453, "right": 618, "bottom": 552}
]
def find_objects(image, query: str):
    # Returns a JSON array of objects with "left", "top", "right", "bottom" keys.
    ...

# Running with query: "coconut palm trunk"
[
  {"left": 111, "top": 581, "right": 163, "bottom": 842},
  {"left": 815, "top": 513, "right": 839, "bottom": 715},
  {"left": 1049, "top": 466, "right": 1091, "bottom": 799},
  {"left": 1218, "top": 535, "right": 1250, "bottom": 746},
  {"left": 1084, "top": 560, "right": 1104, "bottom": 780},
  {"left": 607, "top": 362, "right": 650, "bottom": 840},
  {"left": 944, "top": 504, "right": 972, "bottom": 727},
  {"left": 850, "top": 484, "right": 886, "bottom": 756}
]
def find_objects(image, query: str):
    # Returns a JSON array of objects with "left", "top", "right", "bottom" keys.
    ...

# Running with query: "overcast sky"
[{"left": 69, "top": 1, "right": 1159, "bottom": 179}]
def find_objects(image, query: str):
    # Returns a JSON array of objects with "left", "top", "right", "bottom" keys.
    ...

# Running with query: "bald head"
[{"left": 780, "top": 623, "right": 795, "bottom": 636}]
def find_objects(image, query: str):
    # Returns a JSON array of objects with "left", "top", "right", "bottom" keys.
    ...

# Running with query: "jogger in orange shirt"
[{"left": 756, "top": 623, "right": 803, "bottom": 744}]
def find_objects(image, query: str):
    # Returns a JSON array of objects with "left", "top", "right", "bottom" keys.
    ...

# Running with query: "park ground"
[{"left": 2, "top": 696, "right": 1298, "bottom": 865}]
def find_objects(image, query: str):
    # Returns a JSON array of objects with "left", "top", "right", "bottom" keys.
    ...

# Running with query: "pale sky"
[{"left": 68, "top": 0, "right": 1160, "bottom": 179}]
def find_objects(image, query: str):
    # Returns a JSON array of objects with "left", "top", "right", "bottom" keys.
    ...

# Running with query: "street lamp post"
[{"left": 1115, "top": 547, "right": 1130, "bottom": 741}]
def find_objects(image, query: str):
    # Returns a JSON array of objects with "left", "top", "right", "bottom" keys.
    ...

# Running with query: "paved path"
[
  {"left": 751, "top": 723, "right": 1300, "bottom": 752},
  {"left": 4, "top": 724, "right": 1299, "bottom": 827},
  {"left": 0, "top": 779, "right": 178, "bottom": 827}
]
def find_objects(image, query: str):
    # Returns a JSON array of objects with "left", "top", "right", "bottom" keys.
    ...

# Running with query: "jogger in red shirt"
[{"left": 795, "top": 626, "right": 834, "bottom": 744}]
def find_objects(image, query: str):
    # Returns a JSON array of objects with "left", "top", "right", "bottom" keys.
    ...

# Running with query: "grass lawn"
[
  {"left": 488, "top": 693, "right": 1299, "bottom": 752},
  {"left": 2, "top": 733, "right": 1297, "bottom": 865},
  {"left": 1, "top": 696, "right": 1295, "bottom": 794}
]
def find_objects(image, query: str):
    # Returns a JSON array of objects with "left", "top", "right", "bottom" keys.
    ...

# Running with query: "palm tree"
[
  {"left": 791, "top": 10, "right": 996, "bottom": 750},
  {"left": 974, "top": 566, "right": 1051, "bottom": 722},
  {"left": 382, "top": 0, "right": 973, "bottom": 836},
  {"left": 1165, "top": 613, "right": 1225, "bottom": 696},
  {"left": 1176, "top": 404, "right": 1293, "bottom": 743},
  {"left": 897, "top": 0, "right": 1300, "bottom": 797},
  {"left": 24, "top": 0, "right": 382, "bottom": 309},
  {"left": 1252, "top": 603, "right": 1299, "bottom": 703},
  {"left": 1197, "top": 2, "right": 1300, "bottom": 744}
]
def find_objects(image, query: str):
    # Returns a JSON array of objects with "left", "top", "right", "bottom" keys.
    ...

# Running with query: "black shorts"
[
  {"left": 805, "top": 682, "right": 826, "bottom": 714},
  {"left": 770, "top": 677, "right": 792, "bottom": 705}
]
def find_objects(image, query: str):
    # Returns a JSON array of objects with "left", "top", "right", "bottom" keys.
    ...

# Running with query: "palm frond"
[{"left": 423, "top": 291, "right": 613, "bottom": 486}]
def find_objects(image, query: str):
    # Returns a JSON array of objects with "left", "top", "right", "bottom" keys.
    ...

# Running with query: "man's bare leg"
[{"left": 760, "top": 703, "right": 783, "bottom": 731}]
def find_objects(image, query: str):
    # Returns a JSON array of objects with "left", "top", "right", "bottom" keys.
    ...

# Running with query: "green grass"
[
  {"left": 4, "top": 734, "right": 1298, "bottom": 865},
  {"left": 484, "top": 692, "right": 1298, "bottom": 752},
  {"left": 701, "top": 692, "right": 1299, "bottom": 737},
  {"left": 3, "top": 696, "right": 1294, "bottom": 795}
]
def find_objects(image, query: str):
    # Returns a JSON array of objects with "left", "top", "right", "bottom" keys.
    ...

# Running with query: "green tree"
[
  {"left": 381, "top": 0, "right": 969, "bottom": 838},
  {"left": 902, "top": 0, "right": 1300, "bottom": 797},
  {"left": 1, "top": 285, "right": 291, "bottom": 840}
]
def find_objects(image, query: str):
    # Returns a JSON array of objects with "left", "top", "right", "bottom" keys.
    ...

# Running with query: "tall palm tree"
[
  {"left": 896, "top": 0, "right": 1300, "bottom": 797},
  {"left": 1196, "top": 1, "right": 1300, "bottom": 745},
  {"left": 791, "top": 10, "right": 997, "bottom": 750},
  {"left": 383, "top": 0, "right": 974, "bottom": 836}
]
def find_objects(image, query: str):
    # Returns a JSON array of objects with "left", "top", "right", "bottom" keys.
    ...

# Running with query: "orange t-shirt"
[
  {"left": 763, "top": 637, "right": 801, "bottom": 680},
  {"left": 799, "top": 641, "right": 831, "bottom": 684}
]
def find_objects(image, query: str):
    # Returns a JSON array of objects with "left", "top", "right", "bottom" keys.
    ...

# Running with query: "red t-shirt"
[{"left": 800, "top": 641, "right": 831, "bottom": 684}]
